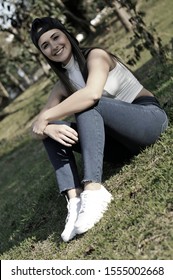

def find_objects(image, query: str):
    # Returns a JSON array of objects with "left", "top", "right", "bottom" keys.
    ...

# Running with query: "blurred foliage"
[
  {"left": 0, "top": 0, "right": 172, "bottom": 104},
  {"left": 119, "top": 0, "right": 168, "bottom": 65}
]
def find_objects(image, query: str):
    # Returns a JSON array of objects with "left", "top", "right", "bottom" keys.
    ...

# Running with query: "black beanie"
[{"left": 30, "top": 17, "right": 79, "bottom": 49}]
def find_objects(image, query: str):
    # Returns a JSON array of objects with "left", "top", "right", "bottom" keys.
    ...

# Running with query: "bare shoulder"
[
  {"left": 87, "top": 48, "right": 111, "bottom": 60},
  {"left": 87, "top": 48, "right": 115, "bottom": 70}
]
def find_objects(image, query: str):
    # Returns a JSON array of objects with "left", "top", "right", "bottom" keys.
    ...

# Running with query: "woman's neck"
[{"left": 62, "top": 55, "right": 75, "bottom": 70}]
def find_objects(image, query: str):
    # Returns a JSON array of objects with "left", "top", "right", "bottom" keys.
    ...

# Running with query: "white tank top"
[{"left": 63, "top": 55, "right": 143, "bottom": 103}]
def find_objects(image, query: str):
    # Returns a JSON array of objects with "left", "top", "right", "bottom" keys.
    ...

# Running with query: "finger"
[
  {"left": 63, "top": 130, "right": 78, "bottom": 142},
  {"left": 61, "top": 135, "right": 77, "bottom": 144},
  {"left": 57, "top": 138, "right": 72, "bottom": 147},
  {"left": 65, "top": 126, "right": 78, "bottom": 137},
  {"left": 45, "top": 131, "right": 73, "bottom": 146},
  {"left": 32, "top": 127, "right": 44, "bottom": 135}
]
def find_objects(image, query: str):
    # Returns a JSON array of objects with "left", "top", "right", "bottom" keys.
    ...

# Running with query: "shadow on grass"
[
  {"left": 135, "top": 57, "right": 173, "bottom": 99},
  {"left": 0, "top": 139, "right": 67, "bottom": 255},
  {"left": 135, "top": 57, "right": 173, "bottom": 123}
]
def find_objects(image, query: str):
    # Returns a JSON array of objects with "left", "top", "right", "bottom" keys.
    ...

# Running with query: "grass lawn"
[{"left": 0, "top": 0, "right": 173, "bottom": 260}]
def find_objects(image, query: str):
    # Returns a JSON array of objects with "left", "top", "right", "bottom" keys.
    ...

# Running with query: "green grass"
[{"left": 0, "top": 0, "right": 173, "bottom": 260}]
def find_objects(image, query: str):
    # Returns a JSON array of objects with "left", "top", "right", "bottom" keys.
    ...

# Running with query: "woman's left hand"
[{"left": 32, "top": 115, "right": 48, "bottom": 136}]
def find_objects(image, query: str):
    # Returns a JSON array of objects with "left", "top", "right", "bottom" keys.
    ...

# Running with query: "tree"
[
  {"left": 0, "top": 44, "right": 27, "bottom": 104},
  {"left": 0, "top": 0, "right": 168, "bottom": 108},
  {"left": 0, "top": 0, "right": 61, "bottom": 77},
  {"left": 105, "top": 0, "right": 133, "bottom": 32},
  {"left": 60, "top": 0, "right": 96, "bottom": 34},
  {"left": 0, "top": 81, "right": 9, "bottom": 100},
  {"left": 0, "top": 46, "right": 10, "bottom": 107},
  {"left": 117, "top": 0, "right": 167, "bottom": 65}
]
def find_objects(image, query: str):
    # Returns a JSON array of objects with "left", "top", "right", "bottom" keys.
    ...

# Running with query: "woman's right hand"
[{"left": 44, "top": 124, "right": 78, "bottom": 146}]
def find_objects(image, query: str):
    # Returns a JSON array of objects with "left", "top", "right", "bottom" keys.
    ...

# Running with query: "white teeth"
[{"left": 55, "top": 48, "right": 63, "bottom": 55}]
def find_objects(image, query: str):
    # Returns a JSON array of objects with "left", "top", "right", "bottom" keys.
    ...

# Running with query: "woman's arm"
[
  {"left": 33, "top": 49, "right": 115, "bottom": 135},
  {"left": 31, "top": 80, "right": 67, "bottom": 139},
  {"left": 44, "top": 49, "right": 113, "bottom": 120},
  {"left": 39, "top": 80, "right": 68, "bottom": 114}
]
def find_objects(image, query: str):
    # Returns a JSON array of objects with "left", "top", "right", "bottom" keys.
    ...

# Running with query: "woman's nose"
[{"left": 51, "top": 42, "right": 58, "bottom": 54}]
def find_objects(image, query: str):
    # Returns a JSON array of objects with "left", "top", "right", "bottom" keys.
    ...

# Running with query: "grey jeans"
[{"left": 43, "top": 96, "right": 168, "bottom": 193}]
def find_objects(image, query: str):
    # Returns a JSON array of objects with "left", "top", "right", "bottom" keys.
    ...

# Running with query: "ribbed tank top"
[{"left": 63, "top": 55, "right": 143, "bottom": 103}]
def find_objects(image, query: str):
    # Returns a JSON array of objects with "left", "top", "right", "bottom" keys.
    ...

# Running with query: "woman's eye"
[
  {"left": 53, "top": 36, "right": 59, "bottom": 40},
  {"left": 43, "top": 44, "right": 48, "bottom": 50}
]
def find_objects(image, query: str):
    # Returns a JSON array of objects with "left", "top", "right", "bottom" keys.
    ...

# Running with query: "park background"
[{"left": 0, "top": 0, "right": 173, "bottom": 259}]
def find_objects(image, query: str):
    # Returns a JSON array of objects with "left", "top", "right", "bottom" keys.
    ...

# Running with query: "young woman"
[{"left": 30, "top": 17, "right": 168, "bottom": 242}]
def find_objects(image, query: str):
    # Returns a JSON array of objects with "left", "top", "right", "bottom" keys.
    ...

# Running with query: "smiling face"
[{"left": 38, "top": 28, "right": 72, "bottom": 65}]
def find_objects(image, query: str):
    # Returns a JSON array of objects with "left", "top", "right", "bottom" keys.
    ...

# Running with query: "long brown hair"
[
  {"left": 31, "top": 17, "right": 90, "bottom": 93},
  {"left": 30, "top": 17, "right": 127, "bottom": 94}
]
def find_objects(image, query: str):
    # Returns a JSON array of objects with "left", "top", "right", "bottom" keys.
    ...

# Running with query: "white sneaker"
[
  {"left": 61, "top": 197, "right": 81, "bottom": 242},
  {"left": 75, "top": 185, "right": 113, "bottom": 234}
]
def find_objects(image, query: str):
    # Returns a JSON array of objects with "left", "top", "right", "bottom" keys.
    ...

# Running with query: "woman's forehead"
[{"left": 38, "top": 28, "right": 63, "bottom": 44}]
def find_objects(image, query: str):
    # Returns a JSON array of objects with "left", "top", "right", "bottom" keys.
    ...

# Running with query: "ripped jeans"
[{"left": 43, "top": 96, "right": 168, "bottom": 193}]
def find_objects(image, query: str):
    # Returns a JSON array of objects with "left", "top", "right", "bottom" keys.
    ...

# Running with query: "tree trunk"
[
  {"left": 6, "top": 71, "right": 26, "bottom": 92},
  {"left": 37, "top": 58, "right": 50, "bottom": 77},
  {"left": 0, "top": 81, "right": 10, "bottom": 98},
  {"left": 17, "top": 65, "right": 32, "bottom": 86},
  {"left": 0, "top": 81, "right": 10, "bottom": 110},
  {"left": 113, "top": 1, "right": 133, "bottom": 32}
]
